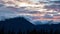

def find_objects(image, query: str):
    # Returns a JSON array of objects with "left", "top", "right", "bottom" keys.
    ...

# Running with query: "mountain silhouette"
[
  {"left": 0, "top": 17, "right": 60, "bottom": 34},
  {"left": 0, "top": 17, "right": 35, "bottom": 33}
]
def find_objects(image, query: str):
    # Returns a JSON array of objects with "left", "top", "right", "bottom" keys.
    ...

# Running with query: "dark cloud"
[
  {"left": 44, "top": 4, "right": 60, "bottom": 11},
  {"left": 43, "top": 14, "right": 53, "bottom": 18}
]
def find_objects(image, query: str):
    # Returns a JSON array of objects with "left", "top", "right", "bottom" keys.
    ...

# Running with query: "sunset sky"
[{"left": 0, "top": 0, "right": 60, "bottom": 23}]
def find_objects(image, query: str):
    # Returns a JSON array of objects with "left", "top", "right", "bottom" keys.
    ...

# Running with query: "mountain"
[
  {"left": 0, "top": 17, "right": 35, "bottom": 33},
  {"left": 31, "top": 20, "right": 60, "bottom": 25}
]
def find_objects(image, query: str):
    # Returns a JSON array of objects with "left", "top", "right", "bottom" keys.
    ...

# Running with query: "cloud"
[
  {"left": 50, "top": 0, "right": 60, "bottom": 1},
  {"left": 0, "top": 6, "right": 19, "bottom": 20},
  {"left": 0, "top": 4, "right": 4, "bottom": 7},
  {"left": 43, "top": 14, "right": 53, "bottom": 18}
]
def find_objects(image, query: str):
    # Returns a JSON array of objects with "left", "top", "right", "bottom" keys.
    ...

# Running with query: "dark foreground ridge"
[{"left": 0, "top": 17, "right": 60, "bottom": 34}]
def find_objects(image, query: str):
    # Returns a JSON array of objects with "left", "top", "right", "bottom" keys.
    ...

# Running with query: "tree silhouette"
[
  {"left": 17, "top": 29, "right": 22, "bottom": 34},
  {"left": 0, "top": 26, "right": 4, "bottom": 34}
]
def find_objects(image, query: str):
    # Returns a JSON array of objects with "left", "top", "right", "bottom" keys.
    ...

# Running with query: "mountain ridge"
[{"left": 0, "top": 17, "right": 35, "bottom": 33}]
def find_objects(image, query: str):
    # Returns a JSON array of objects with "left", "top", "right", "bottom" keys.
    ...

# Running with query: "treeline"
[{"left": 0, "top": 26, "right": 60, "bottom": 34}]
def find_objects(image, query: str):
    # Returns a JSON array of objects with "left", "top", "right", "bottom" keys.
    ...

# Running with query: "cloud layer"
[{"left": 0, "top": 0, "right": 60, "bottom": 25}]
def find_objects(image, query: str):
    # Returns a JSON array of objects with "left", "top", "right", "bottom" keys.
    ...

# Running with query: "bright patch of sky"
[
  {"left": 50, "top": 0, "right": 60, "bottom": 1},
  {"left": 30, "top": 0, "right": 39, "bottom": 3},
  {"left": 30, "top": 0, "right": 60, "bottom": 2}
]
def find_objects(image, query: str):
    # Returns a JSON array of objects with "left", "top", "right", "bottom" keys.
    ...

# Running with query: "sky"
[
  {"left": 0, "top": 0, "right": 60, "bottom": 24},
  {"left": 30, "top": 0, "right": 60, "bottom": 2},
  {"left": 30, "top": 0, "right": 39, "bottom": 2}
]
